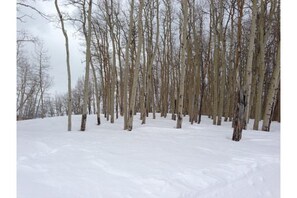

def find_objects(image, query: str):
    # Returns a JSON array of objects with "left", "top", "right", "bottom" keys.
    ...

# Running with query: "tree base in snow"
[
  {"left": 232, "top": 90, "right": 246, "bottom": 141},
  {"left": 80, "top": 114, "right": 87, "bottom": 131}
]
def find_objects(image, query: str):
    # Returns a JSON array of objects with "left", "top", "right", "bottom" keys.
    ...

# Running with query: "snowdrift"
[{"left": 17, "top": 114, "right": 280, "bottom": 198}]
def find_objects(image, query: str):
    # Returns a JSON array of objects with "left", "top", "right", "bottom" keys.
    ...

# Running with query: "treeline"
[
  {"left": 17, "top": 31, "right": 53, "bottom": 120},
  {"left": 17, "top": 0, "right": 280, "bottom": 140}
]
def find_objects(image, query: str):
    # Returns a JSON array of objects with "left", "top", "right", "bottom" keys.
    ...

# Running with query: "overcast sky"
[{"left": 17, "top": 0, "right": 85, "bottom": 95}]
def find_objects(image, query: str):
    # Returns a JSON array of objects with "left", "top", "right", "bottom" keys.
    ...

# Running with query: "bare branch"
[{"left": 17, "top": 2, "right": 51, "bottom": 21}]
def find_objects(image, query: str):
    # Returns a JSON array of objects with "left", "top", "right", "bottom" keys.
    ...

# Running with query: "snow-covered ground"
[{"left": 17, "top": 114, "right": 280, "bottom": 198}]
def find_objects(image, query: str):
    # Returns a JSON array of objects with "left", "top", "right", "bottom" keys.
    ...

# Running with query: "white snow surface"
[{"left": 17, "top": 114, "right": 280, "bottom": 198}]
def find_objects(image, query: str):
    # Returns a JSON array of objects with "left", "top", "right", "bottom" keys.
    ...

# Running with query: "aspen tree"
[
  {"left": 80, "top": 0, "right": 93, "bottom": 131},
  {"left": 127, "top": 0, "right": 144, "bottom": 131},
  {"left": 243, "top": 0, "right": 258, "bottom": 128},
  {"left": 253, "top": 0, "right": 275, "bottom": 130},
  {"left": 188, "top": 0, "right": 196, "bottom": 124},
  {"left": 262, "top": 1, "right": 280, "bottom": 131},
  {"left": 192, "top": 1, "right": 202, "bottom": 124},
  {"left": 197, "top": 9, "right": 204, "bottom": 124},
  {"left": 226, "top": 0, "right": 236, "bottom": 122},
  {"left": 232, "top": 0, "right": 245, "bottom": 141},
  {"left": 210, "top": 0, "right": 219, "bottom": 125},
  {"left": 262, "top": 42, "right": 280, "bottom": 131},
  {"left": 123, "top": 0, "right": 135, "bottom": 130},
  {"left": 217, "top": 0, "right": 226, "bottom": 125},
  {"left": 176, "top": 0, "right": 188, "bottom": 129},
  {"left": 33, "top": 41, "right": 50, "bottom": 119},
  {"left": 90, "top": 59, "right": 101, "bottom": 125},
  {"left": 145, "top": 0, "right": 160, "bottom": 121},
  {"left": 105, "top": 0, "right": 117, "bottom": 123},
  {"left": 140, "top": 29, "right": 146, "bottom": 123},
  {"left": 54, "top": 0, "right": 72, "bottom": 131},
  {"left": 253, "top": 0, "right": 265, "bottom": 130}
]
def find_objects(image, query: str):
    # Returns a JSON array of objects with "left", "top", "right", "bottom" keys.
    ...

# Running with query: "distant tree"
[
  {"left": 33, "top": 40, "right": 51, "bottom": 119},
  {"left": 72, "top": 77, "right": 84, "bottom": 115}
]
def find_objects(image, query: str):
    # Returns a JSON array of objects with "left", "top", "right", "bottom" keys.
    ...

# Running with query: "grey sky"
[{"left": 17, "top": 0, "right": 85, "bottom": 95}]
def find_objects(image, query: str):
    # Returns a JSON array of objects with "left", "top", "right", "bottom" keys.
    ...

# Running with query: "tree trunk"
[
  {"left": 210, "top": 0, "right": 219, "bottom": 125},
  {"left": 253, "top": 3, "right": 265, "bottom": 130},
  {"left": 90, "top": 60, "right": 101, "bottom": 125},
  {"left": 253, "top": 0, "right": 275, "bottom": 130},
  {"left": 105, "top": 0, "right": 117, "bottom": 124},
  {"left": 217, "top": 0, "right": 225, "bottom": 125},
  {"left": 176, "top": 0, "right": 188, "bottom": 129},
  {"left": 123, "top": 0, "right": 134, "bottom": 130},
  {"left": 80, "top": 0, "right": 93, "bottom": 131},
  {"left": 127, "top": 0, "right": 144, "bottom": 131},
  {"left": 231, "top": 0, "right": 245, "bottom": 140},
  {"left": 141, "top": 28, "right": 146, "bottom": 124},
  {"left": 262, "top": 42, "right": 280, "bottom": 131},
  {"left": 232, "top": 0, "right": 244, "bottom": 129},
  {"left": 232, "top": 89, "right": 246, "bottom": 141},
  {"left": 243, "top": 0, "right": 258, "bottom": 128}
]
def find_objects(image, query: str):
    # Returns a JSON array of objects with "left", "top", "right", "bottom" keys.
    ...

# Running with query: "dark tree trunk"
[
  {"left": 97, "top": 115, "right": 101, "bottom": 125},
  {"left": 198, "top": 80, "right": 205, "bottom": 124},
  {"left": 232, "top": 89, "right": 246, "bottom": 141},
  {"left": 80, "top": 114, "right": 87, "bottom": 132},
  {"left": 272, "top": 88, "right": 280, "bottom": 122}
]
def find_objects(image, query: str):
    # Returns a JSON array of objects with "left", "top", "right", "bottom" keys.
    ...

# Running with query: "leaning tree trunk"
[
  {"left": 262, "top": 42, "right": 280, "bottom": 131},
  {"left": 54, "top": 0, "right": 72, "bottom": 130},
  {"left": 253, "top": 0, "right": 275, "bottom": 130}
]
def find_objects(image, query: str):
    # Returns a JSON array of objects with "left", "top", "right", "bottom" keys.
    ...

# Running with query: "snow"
[{"left": 17, "top": 114, "right": 280, "bottom": 198}]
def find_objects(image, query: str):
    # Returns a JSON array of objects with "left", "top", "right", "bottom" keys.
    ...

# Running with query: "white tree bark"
[
  {"left": 127, "top": 0, "right": 144, "bottom": 131},
  {"left": 54, "top": 0, "right": 72, "bottom": 131},
  {"left": 262, "top": 42, "right": 280, "bottom": 131},
  {"left": 80, "top": 0, "right": 93, "bottom": 131},
  {"left": 244, "top": 0, "right": 258, "bottom": 127}
]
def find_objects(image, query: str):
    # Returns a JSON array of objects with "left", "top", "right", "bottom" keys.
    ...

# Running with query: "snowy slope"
[{"left": 17, "top": 114, "right": 280, "bottom": 198}]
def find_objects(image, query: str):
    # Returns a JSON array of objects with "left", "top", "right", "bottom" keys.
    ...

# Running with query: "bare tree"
[
  {"left": 80, "top": 0, "right": 93, "bottom": 131},
  {"left": 54, "top": 0, "right": 72, "bottom": 131},
  {"left": 243, "top": 0, "right": 258, "bottom": 128},
  {"left": 232, "top": 0, "right": 245, "bottom": 141},
  {"left": 123, "top": 0, "right": 135, "bottom": 130},
  {"left": 127, "top": 0, "right": 144, "bottom": 131},
  {"left": 33, "top": 40, "right": 51, "bottom": 119},
  {"left": 176, "top": 0, "right": 188, "bottom": 129}
]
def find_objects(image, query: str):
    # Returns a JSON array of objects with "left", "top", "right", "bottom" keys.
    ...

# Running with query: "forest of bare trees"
[{"left": 17, "top": 0, "right": 280, "bottom": 141}]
